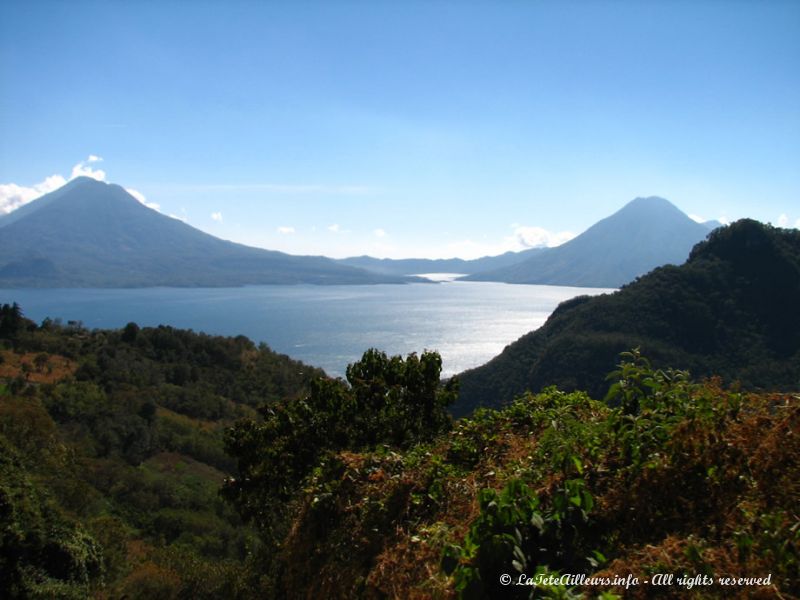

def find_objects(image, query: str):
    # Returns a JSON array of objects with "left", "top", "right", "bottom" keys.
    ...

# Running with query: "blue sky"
[{"left": 1, "top": 0, "right": 798, "bottom": 259}]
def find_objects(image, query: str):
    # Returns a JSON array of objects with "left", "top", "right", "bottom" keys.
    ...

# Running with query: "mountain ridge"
[
  {"left": 0, "top": 178, "right": 420, "bottom": 288},
  {"left": 454, "top": 218, "right": 800, "bottom": 415},
  {"left": 0, "top": 181, "right": 726, "bottom": 290},
  {"left": 336, "top": 249, "right": 542, "bottom": 277},
  {"left": 463, "top": 196, "right": 711, "bottom": 287}
]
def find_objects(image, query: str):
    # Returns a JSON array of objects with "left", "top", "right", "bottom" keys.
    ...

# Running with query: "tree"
[
  {"left": 222, "top": 349, "right": 458, "bottom": 535},
  {"left": 34, "top": 353, "right": 49, "bottom": 373},
  {"left": 121, "top": 322, "right": 140, "bottom": 343},
  {"left": 0, "top": 303, "right": 24, "bottom": 338}
]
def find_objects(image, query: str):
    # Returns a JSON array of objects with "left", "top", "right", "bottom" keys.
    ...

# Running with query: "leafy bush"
[
  {"left": 443, "top": 476, "right": 599, "bottom": 598},
  {"left": 223, "top": 349, "right": 457, "bottom": 541},
  {"left": 0, "top": 435, "right": 104, "bottom": 598}
]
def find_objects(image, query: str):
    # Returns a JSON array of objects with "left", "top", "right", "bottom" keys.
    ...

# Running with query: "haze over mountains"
[
  {"left": 337, "top": 250, "right": 543, "bottom": 277},
  {"left": 462, "top": 196, "right": 713, "bottom": 287},
  {"left": 1, "top": 177, "right": 716, "bottom": 289},
  {"left": 340, "top": 196, "right": 714, "bottom": 287},
  {"left": 0, "top": 177, "right": 416, "bottom": 287}
]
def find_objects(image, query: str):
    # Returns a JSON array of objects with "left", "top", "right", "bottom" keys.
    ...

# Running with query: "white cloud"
[
  {"left": 70, "top": 156, "right": 106, "bottom": 181},
  {"left": 689, "top": 213, "right": 731, "bottom": 226},
  {"left": 0, "top": 175, "right": 67, "bottom": 214},
  {"left": 325, "top": 223, "right": 353, "bottom": 235},
  {"left": 373, "top": 228, "right": 387, "bottom": 237},
  {"left": 0, "top": 156, "right": 173, "bottom": 219},
  {"left": 211, "top": 212, "right": 223, "bottom": 222},
  {"left": 511, "top": 225, "right": 575, "bottom": 249},
  {"left": 126, "top": 187, "right": 160, "bottom": 211},
  {"left": 408, "top": 223, "right": 576, "bottom": 260},
  {"left": 277, "top": 226, "right": 295, "bottom": 234},
  {"left": 126, "top": 188, "right": 146, "bottom": 204},
  {"left": 776, "top": 215, "right": 800, "bottom": 229},
  {"left": 1, "top": 155, "right": 110, "bottom": 214},
  {"left": 169, "top": 214, "right": 188, "bottom": 223}
]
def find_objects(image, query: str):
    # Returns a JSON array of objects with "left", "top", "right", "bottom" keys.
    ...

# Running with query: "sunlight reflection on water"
[{"left": 3, "top": 282, "right": 613, "bottom": 377}]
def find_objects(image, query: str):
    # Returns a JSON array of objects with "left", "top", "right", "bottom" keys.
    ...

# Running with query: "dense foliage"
[
  {"left": 223, "top": 348, "right": 457, "bottom": 584},
  {"left": 457, "top": 220, "right": 800, "bottom": 415},
  {"left": 0, "top": 306, "right": 322, "bottom": 598},
  {"left": 248, "top": 351, "right": 797, "bottom": 598},
  {"left": 2, "top": 300, "right": 797, "bottom": 599}
]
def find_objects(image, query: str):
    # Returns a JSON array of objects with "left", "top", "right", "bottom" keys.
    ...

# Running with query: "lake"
[{"left": 1, "top": 281, "right": 612, "bottom": 377}]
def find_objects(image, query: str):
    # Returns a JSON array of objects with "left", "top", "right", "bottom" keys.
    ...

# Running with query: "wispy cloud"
[
  {"left": 776, "top": 214, "right": 800, "bottom": 229},
  {"left": 0, "top": 175, "right": 67, "bottom": 214},
  {"left": 413, "top": 224, "right": 576, "bottom": 260},
  {"left": 0, "top": 155, "right": 169, "bottom": 216},
  {"left": 327, "top": 224, "right": 341, "bottom": 233},
  {"left": 126, "top": 187, "right": 160, "bottom": 211},
  {"left": 510, "top": 225, "right": 575, "bottom": 249},
  {"left": 0, "top": 155, "right": 108, "bottom": 215},
  {"left": 373, "top": 228, "right": 387, "bottom": 238},
  {"left": 71, "top": 156, "right": 106, "bottom": 181},
  {"left": 211, "top": 211, "right": 223, "bottom": 222},
  {"left": 689, "top": 213, "right": 730, "bottom": 226},
  {"left": 277, "top": 226, "right": 295, "bottom": 234},
  {"left": 159, "top": 183, "right": 377, "bottom": 195}
]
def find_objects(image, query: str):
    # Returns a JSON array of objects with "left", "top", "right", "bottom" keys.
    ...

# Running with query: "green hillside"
[
  {"left": 223, "top": 350, "right": 798, "bottom": 599},
  {"left": 2, "top": 216, "right": 798, "bottom": 600},
  {"left": 0, "top": 305, "right": 323, "bottom": 598},
  {"left": 457, "top": 220, "right": 800, "bottom": 415}
]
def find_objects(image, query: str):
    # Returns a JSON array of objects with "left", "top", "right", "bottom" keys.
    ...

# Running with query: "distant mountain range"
[
  {"left": 339, "top": 196, "right": 717, "bottom": 288},
  {"left": 337, "top": 250, "right": 542, "bottom": 277},
  {"left": 0, "top": 178, "right": 720, "bottom": 289},
  {"left": 454, "top": 219, "right": 800, "bottom": 416},
  {"left": 462, "top": 196, "right": 713, "bottom": 287},
  {"left": 702, "top": 219, "right": 724, "bottom": 230},
  {"left": 0, "top": 177, "right": 418, "bottom": 287}
]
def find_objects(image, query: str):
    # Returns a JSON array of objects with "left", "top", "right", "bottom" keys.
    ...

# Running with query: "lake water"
[{"left": 2, "top": 281, "right": 612, "bottom": 377}]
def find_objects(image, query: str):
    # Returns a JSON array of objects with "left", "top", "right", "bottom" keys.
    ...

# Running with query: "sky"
[{"left": 1, "top": 0, "right": 799, "bottom": 259}]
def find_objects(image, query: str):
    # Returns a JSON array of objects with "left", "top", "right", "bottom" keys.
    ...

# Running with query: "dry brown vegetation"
[
  {"left": 0, "top": 349, "right": 76, "bottom": 383},
  {"left": 268, "top": 376, "right": 798, "bottom": 599}
]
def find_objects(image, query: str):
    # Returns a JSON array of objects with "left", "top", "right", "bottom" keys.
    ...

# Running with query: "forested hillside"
[
  {"left": 223, "top": 351, "right": 799, "bottom": 599},
  {"left": 0, "top": 304, "right": 323, "bottom": 598},
  {"left": 456, "top": 220, "right": 800, "bottom": 415},
  {"left": 1, "top": 304, "right": 797, "bottom": 598}
]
